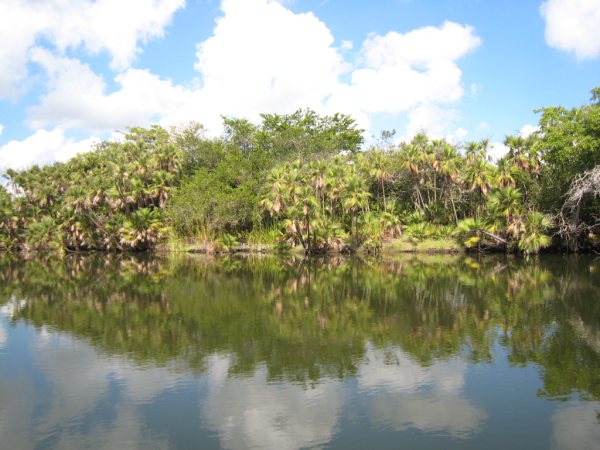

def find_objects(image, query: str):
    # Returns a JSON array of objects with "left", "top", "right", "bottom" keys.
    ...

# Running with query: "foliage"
[
  {"left": 6, "top": 89, "right": 600, "bottom": 254},
  {"left": 3, "top": 125, "right": 182, "bottom": 251},
  {"left": 165, "top": 110, "right": 364, "bottom": 236},
  {"left": 261, "top": 157, "right": 375, "bottom": 253},
  {"left": 536, "top": 87, "right": 600, "bottom": 212},
  {"left": 224, "top": 108, "right": 364, "bottom": 159},
  {"left": 518, "top": 211, "right": 552, "bottom": 255}
]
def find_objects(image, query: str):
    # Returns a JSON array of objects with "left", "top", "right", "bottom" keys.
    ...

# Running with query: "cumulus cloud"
[
  {"left": 396, "top": 104, "right": 469, "bottom": 144},
  {"left": 28, "top": 48, "right": 190, "bottom": 133},
  {"left": 34, "top": 0, "right": 480, "bottom": 134},
  {"left": 0, "top": 1, "right": 42, "bottom": 99},
  {"left": 360, "top": 21, "right": 480, "bottom": 70},
  {"left": 541, "top": 0, "right": 600, "bottom": 60},
  {"left": 470, "top": 83, "right": 482, "bottom": 97},
  {"left": 519, "top": 124, "right": 539, "bottom": 138},
  {"left": 0, "top": 127, "right": 98, "bottom": 171},
  {"left": 175, "top": 2, "right": 480, "bottom": 135},
  {"left": 404, "top": 104, "right": 461, "bottom": 140},
  {"left": 328, "top": 21, "right": 480, "bottom": 124},
  {"left": 0, "top": 0, "right": 184, "bottom": 99},
  {"left": 191, "top": 0, "right": 347, "bottom": 122},
  {"left": 8, "top": 0, "right": 482, "bottom": 166},
  {"left": 488, "top": 123, "right": 540, "bottom": 161},
  {"left": 488, "top": 141, "right": 509, "bottom": 161}
]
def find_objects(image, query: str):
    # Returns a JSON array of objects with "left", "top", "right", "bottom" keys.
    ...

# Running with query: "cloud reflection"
[
  {"left": 0, "top": 321, "right": 6, "bottom": 350},
  {"left": 551, "top": 402, "right": 600, "bottom": 450},
  {"left": 358, "top": 345, "right": 488, "bottom": 437},
  {"left": 0, "top": 329, "right": 179, "bottom": 450},
  {"left": 202, "top": 354, "right": 343, "bottom": 450}
]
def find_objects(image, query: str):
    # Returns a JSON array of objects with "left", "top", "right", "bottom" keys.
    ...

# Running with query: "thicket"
[{"left": 1, "top": 89, "right": 599, "bottom": 255}]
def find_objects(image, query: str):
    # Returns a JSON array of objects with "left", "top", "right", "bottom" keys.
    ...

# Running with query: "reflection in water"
[
  {"left": 0, "top": 321, "right": 5, "bottom": 349},
  {"left": 0, "top": 253, "right": 599, "bottom": 449},
  {"left": 358, "top": 345, "right": 487, "bottom": 437},
  {"left": 551, "top": 403, "right": 600, "bottom": 450},
  {"left": 0, "top": 320, "right": 176, "bottom": 450},
  {"left": 203, "top": 354, "right": 342, "bottom": 450}
]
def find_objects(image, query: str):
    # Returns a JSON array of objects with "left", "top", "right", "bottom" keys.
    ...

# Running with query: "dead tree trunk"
[{"left": 557, "top": 165, "right": 600, "bottom": 250}]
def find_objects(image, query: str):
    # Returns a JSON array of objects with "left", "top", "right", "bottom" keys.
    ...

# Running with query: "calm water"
[{"left": 0, "top": 254, "right": 599, "bottom": 449}]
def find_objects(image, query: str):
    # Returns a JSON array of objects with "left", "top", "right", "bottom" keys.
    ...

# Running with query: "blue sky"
[{"left": 1, "top": 0, "right": 599, "bottom": 170}]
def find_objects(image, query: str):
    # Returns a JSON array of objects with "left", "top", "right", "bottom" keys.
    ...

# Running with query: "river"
[{"left": 0, "top": 253, "right": 599, "bottom": 449}]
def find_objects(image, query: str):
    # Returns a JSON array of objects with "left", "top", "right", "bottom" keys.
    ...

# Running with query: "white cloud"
[
  {"left": 404, "top": 104, "right": 461, "bottom": 139},
  {"left": 328, "top": 21, "right": 480, "bottom": 119},
  {"left": 46, "top": 0, "right": 186, "bottom": 71},
  {"left": 0, "top": 1, "right": 42, "bottom": 99},
  {"left": 541, "top": 0, "right": 600, "bottom": 60},
  {"left": 398, "top": 104, "right": 468, "bottom": 143},
  {"left": 0, "top": 0, "right": 184, "bottom": 99},
  {"left": 191, "top": 0, "right": 347, "bottom": 122},
  {"left": 182, "top": 2, "right": 479, "bottom": 136},
  {"left": 10, "top": 0, "right": 482, "bottom": 165},
  {"left": 0, "top": 128, "right": 97, "bottom": 171},
  {"left": 487, "top": 123, "right": 539, "bottom": 161},
  {"left": 340, "top": 40, "right": 354, "bottom": 51},
  {"left": 519, "top": 124, "right": 539, "bottom": 138},
  {"left": 0, "top": 124, "right": 3, "bottom": 138},
  {"left": 449, "top": 127, "right": 469, "bottom": 143},
  {"left": 470, "top": 83, "right": 482, "bottom": 97},
  {"left": 360, "top": 21, "right": 480, "bottom": 70},
  {"left": 28, "top": 48, "right": 190, "bottom": 133},
  {"left": 488, "top": 141, "right": 509, "bottom": 161}
]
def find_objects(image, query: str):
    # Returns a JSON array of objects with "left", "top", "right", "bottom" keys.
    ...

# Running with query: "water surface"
[{"left": 0, "top": 254, "right": 599, "bottom": 449}]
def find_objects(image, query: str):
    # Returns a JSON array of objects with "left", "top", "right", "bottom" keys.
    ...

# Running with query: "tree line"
[{"left": 1, "top": 89, "right": 599, "bottom": 254}]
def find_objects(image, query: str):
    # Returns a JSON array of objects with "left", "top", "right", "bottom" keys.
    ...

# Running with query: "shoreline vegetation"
[
  {"left": 1, "top": 88, "right": 599, "bottom": 256},
  {"left": 160, "top": 235, "right": 464, "bottom": 256}
]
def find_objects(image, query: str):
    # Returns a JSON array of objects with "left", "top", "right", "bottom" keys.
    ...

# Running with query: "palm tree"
[
  {"left": 368, "top": 150, "right": 392, "bottom": 211},
  {"left": 342, "top": 173, "right": 371, "bottom": 247},
  {"left": 487, "top": 187, "right": 524, "bottom": 238},
  {"left": 399, "top": 141, "right": 427, "bottom": 211},
  {"left": 434, "top": 142, "right": 461, "bottom": 223},
  {"left": 465, "top": 156, "right": 494, "bottom": 216},
  {"left": 121, "top": 208, "right": 166, "bottom": 251},
  {"left": 518, "top": 212, "right": 552, "bottom": 254}
]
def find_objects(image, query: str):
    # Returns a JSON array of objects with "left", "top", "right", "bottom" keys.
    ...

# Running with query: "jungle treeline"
[{"left": 1, "top": 88, "right": 599, "bottom": 255}]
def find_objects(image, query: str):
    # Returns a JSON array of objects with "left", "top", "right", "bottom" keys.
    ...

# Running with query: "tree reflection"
[{"left": 1, "top": 253, "right": 599, "bottom": 399}]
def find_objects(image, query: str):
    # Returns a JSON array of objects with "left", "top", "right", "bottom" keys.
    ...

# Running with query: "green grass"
[
  {"left": 383, "top": 236, "right": 462, "bottom": 253},
  {"left": 242, "top": 225, "right": 282, "bottom": 246}
]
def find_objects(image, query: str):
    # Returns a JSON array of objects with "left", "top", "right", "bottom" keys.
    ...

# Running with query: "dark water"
[{"left": 0, "top": 254, "right": 599, "bottom": 449}]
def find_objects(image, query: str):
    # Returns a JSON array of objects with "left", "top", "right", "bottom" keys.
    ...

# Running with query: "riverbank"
[
  {"left": 159, "top": 236, "right": 463, "bottom": 256},
  {"left": 160, "top": 235, "right": 599, "bottom": 256}
]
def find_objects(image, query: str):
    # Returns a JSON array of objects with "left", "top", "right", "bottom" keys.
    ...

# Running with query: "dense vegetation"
[{"left": 1, "top": 89, "right": 599, "bottom": 254}]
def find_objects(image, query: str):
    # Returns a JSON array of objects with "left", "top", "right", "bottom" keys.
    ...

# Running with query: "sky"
[{"left": 0, "top": 0, "right": 599, "bottom": 171}]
